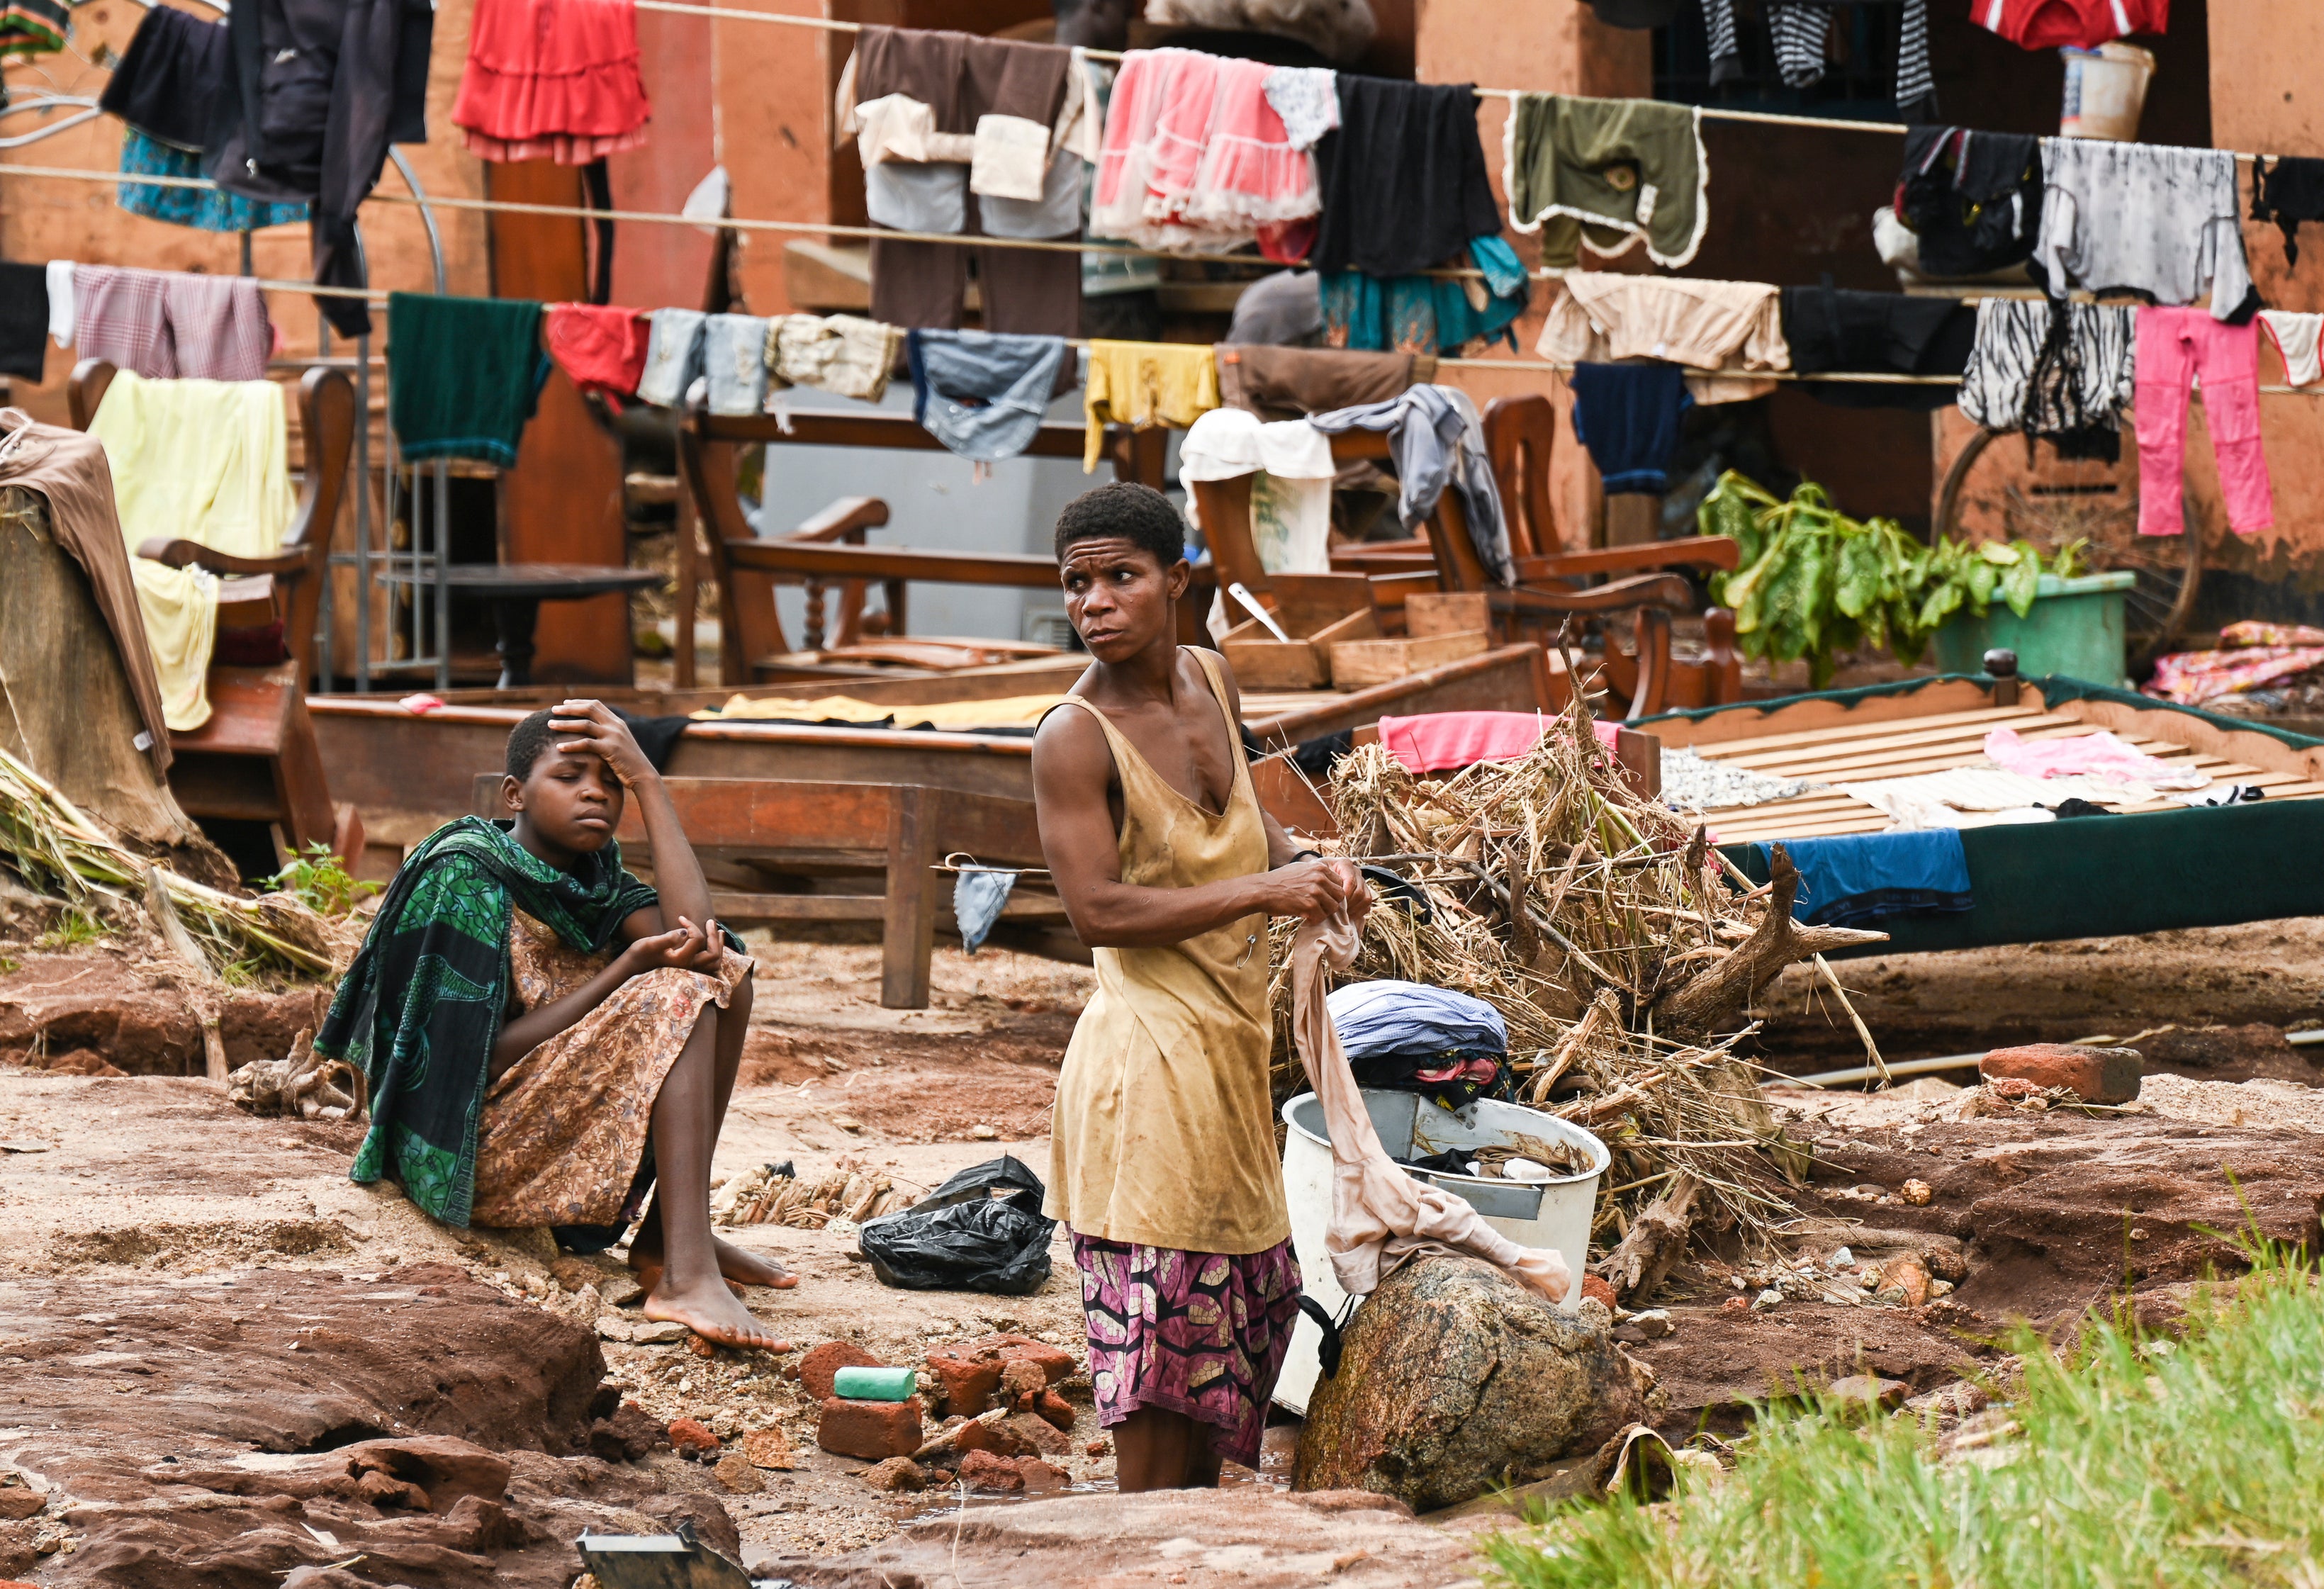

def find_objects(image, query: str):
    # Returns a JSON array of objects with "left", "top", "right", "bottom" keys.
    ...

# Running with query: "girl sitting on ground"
[{"left": 318, "top": 701, "right": 788, "bottom": 1347}]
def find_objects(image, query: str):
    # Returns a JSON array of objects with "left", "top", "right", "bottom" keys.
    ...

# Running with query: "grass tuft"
[
  {"left": 1481, "top": 1241, "right": 2324, "bottom": 1589},
  {"left": 35, "top": 906, "right": 104, "bottom": 951}
]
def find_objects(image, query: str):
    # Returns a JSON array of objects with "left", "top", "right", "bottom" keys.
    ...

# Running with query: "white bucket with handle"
[
  {"left": 2060, "top": 43, "right": 2154, "bottom": 142},
  {"left": 1272, "top": 1088, "right": 1608, "bottom": 1416}
]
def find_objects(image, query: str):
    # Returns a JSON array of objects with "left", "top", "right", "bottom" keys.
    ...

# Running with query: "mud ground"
[{"left": 3, "top": 922, "right": 2324, "bottom": 1585}]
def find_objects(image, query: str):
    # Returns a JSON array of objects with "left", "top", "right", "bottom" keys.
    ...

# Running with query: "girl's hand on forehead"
[{"left": 549, "top": 699, "right": 657, "bottom": 787}]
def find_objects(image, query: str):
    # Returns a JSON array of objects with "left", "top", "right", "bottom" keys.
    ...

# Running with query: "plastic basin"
[{"left": 1929, "top": 570, "right": 2134, "bottom": 686}]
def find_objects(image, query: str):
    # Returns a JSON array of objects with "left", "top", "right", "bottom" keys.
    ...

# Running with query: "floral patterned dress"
[{"left": 468, "top": 911, "right": 750, "bottom": 1229}]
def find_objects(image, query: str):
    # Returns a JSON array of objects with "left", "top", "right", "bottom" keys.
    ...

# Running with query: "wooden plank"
[
  {"left": 722, "top": 540, "right": 1065, "bottom": 588},
  {"left": 1638, "top": 682, "right": 2005, "bottom": 749},
  {"left": 882, "top": 785, "right": 938, "bottom": 1009},
  {"left": 2050, "top": 691, "right": 2324, "bottom": 780},
  {"left": 1698, "top": 714, "right": 2081, "bottom": 770}
]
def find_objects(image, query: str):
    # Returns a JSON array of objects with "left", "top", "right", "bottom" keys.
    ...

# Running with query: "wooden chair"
[
  {"left": 70, "top": 359, "right": 363, "bottom": 870},
  {"left": 471, "top": 773, "right": 1072, "bottom": 1009},
  {"left": 677, "top": 408, "right": 1191, "bottom": 687}
]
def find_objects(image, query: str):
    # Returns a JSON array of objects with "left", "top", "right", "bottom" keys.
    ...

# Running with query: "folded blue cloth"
[
  {"left": 1761, "top": 830, "right": 1973, "bottom": 928},
  {"left": 1327, "top": 979, "right": 1508, "bottom": 1060}
]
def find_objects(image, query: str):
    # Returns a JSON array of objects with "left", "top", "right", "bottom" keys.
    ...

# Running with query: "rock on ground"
[
  {"left": 758, "top": 1488, "right": 1476, "bottom": 1588},
  {"left": 1293, "top": 1255, "right": 1649, "bottom": 1511}
]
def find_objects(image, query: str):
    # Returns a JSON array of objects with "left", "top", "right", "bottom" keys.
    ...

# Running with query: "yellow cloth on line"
[
  {"left": 89, "top": 371, "right": 294, "bottom": 732},
  {"left": 1082, "top": 340, "right": 1220, "bottom": 471},
  {"left": 693, "top": 691, "right": 1069, "bottom": 729}
]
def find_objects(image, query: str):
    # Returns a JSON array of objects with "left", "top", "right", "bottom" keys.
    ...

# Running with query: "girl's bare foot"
[
  {"left": 629, "top": 1235, "right": 795, "bottom": 1295},
  {"left": 640, "top": 1274, "right": 790, "bottom": 1351}
]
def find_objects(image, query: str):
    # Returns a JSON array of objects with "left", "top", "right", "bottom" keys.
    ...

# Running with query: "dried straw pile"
[{"left": 1275, "top": 696, "right": 1877, "bottom": 1254}]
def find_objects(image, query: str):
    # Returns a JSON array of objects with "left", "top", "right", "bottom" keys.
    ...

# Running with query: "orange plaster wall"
[{"left": 1414, "top": 0, "right": 1654, "bottom": 552}]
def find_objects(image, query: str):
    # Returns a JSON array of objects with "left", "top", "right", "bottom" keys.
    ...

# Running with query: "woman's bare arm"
[{"left": 547, "top": 701, "right": 722, "bottom": 960}]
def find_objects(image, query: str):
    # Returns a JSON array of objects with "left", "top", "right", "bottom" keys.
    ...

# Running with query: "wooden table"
[{"left": 381, "top": 564, "right": 666, "bottom": 687}]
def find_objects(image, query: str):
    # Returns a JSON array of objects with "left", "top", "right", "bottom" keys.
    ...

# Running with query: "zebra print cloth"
[
  {"left": 1700, "top": 1, "right": 1934, "bottom": 120},
  {"left": 1958, "top": 297, "right": 2136, "bottom": 452}
]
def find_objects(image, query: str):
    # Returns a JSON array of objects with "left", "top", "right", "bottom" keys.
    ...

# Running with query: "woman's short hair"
[
  {"left": 1052, "top": 481, "right": 1186, "bottom": 569},
  {"left": 505, "top": 709, "right": 560, "bottom": 779}
]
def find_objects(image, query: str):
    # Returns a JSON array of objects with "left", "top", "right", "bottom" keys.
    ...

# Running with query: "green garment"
[
  {"left": 1505, "top": 94, "right": 1706, "bottom": 271},
  {"left": 317, "top": 816, "right": 658, "bottom": 1226},
  {"left": 386, "top": 294, "right": 550, "bottom": 468}
]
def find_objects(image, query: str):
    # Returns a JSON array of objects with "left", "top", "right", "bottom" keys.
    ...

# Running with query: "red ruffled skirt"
[{"left": 454, "top": 0, "right": 651, "bottom": 165}]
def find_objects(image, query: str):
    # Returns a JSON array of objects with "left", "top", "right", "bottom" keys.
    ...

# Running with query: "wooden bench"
[
  {"left": 471, "top": 772, "right": 1072, "bottom": 1008},
  {"left": 676, "top": 408, "right": 1191, "bottom": 687},
  {"left": 70, "top": 359, "right": 363, "bottom": 870}
]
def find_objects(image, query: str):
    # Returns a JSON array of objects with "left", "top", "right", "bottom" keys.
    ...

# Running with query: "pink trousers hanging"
[{"left": 2135, "top": 306, "right": 2273, "bottom": 538}]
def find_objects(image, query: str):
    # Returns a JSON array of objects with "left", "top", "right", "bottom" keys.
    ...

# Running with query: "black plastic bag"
[{"left": 857, "top": 1155, "right": 1056, "bottom": 1295}]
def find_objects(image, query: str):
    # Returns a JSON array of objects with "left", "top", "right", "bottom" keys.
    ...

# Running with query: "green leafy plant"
[
  {"left": 1701, "top": 473, "right": 2086, "bottom": 690},
  {"left": 35, "top": 905, "right": 105, "bottom": 950},
  {"left": 264, "top": 843, "right": 378, "bottom": 917}
]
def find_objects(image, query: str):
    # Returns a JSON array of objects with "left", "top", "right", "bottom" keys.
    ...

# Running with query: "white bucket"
[
  {"left": 1272, "top": 1089, "right": 1609, "bottom": 1415},
  {"left": 2060, "top": 43, "right": 2154, "bottom": 142}
]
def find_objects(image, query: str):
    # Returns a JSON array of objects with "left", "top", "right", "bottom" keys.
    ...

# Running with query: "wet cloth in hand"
[
  {"left": 388, "top": 295, "right": 550, "bottom": 468},
  {"left": 316, "top": 816, "right": 661, "bottom": 1227},
  {"left": 1082, "top": 340, "right": 1219, "bottom": 470},
  {"left": 1758, "top": 829, "right": 1972, "bottom": 928},
  {"left": 1568, "top": 361, "right": 1690, "bottom": 495},
  {"left": 1291, "top": 908, "right": 1572, "bottom": 1302},
  {"left": 1504, "top": 94, "right": 1707, "bottom": 270},
  {"left": 910, "top": 329, "right": 1071, "bottom": 463}
]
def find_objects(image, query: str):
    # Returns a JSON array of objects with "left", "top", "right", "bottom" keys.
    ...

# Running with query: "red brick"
[
  {"left": 999, "top": 1359, "right": 1048, "bottom": 1400},
  {"left": 1004, "top": 1412, "right": 1072, "bottom": 1455},
  {"left": 1980, "top": 1044, "right": 2142, "bottom": 1104},
  {"left": 1580, "top": 1274, "right": 1617, "bottom": 1309},
  {"left": 798, "top": 1340, "right": 885, "bottom": 1402},
  {"left": 924, "top": 1349, "right": 1004, "bottom": 1417},
  {"left": 954, "top": 1417, "right": 1036, "bottom": 1459},
  {"left": 957, "top": 1449, "right": 1023, "bottom": 1492},
  {"left": 972, "top": 1333, "right": 1076, "bottom": 1385},
  {"left": 666, "top": 1418, "right": 721, "bottom": 1461},
  {"left": 817, "top": 1396, "right": 924, "bottom": 1461},
  {"left": 1031, "top": 1391, "right": 1076, "bottom": 1434}
]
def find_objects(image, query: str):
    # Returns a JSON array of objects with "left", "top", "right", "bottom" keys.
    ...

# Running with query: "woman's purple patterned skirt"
[{"left": 1069, "top": 1232, "right": 1303, "bottom": 1469}]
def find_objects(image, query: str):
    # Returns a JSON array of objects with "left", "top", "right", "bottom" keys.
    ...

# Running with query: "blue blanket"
[{"left": 1758, "top": 830, "right": 1973, "bottom": 928}]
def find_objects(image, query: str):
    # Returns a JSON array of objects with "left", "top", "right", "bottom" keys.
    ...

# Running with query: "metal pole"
[{"left": 388, "top": 147, "right": 453, "bottom": 690}]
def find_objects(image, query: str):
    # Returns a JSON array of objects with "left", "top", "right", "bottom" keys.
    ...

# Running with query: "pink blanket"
[
  {"left": 1379, "top": 711, "right": 1608, "bottom": 774},
  {"left": 1984, "top": 725, "right": 2208, "bottom": 789}
]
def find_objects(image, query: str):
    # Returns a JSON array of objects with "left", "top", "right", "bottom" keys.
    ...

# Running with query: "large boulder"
[{"left": 1293, "top": 1254, "right": 1654, "bottom": 1511}]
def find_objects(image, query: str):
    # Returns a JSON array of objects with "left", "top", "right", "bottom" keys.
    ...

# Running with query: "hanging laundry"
[
  {"left": 702, "top": 314, "right": 771, "bottom": 418},
  {"left": 72, "top": 267, "right": 273, "bottom": 384},
  {"left": 2036, "top": 137, "right": 2253, "bottom": 321},
  {"left": 1568, "top": 363, "right": 1690, "bottom": 496},
  {"left": 1318, "top": 235, "right": 1530, "bottom": 357},
  {"left": 1768, "top": 4, "right": 1831, "bottom": 88},
  {"left": 1091, "top": 49, "right": 1322, "bottom": 262},
  {"left": 1537, "top": 272, "right": 1789, "bottom": 404},
  {"left": 2252, "top": 157, "right": 2324, "bottom": 270},
  {"left": 1308, "top": 76, "right": 1502, "bottom": 280},
  {"left": 1779, "top": 284, "right": 1976, "bottom": 411},
  {"left": 45, "top": 262, "right": 74, "bottom": 349},
  {"left": 1699, "top": 0, "right": 1743, "bottom": 86},
  {"left": 0, "top": 0, "right": 66, "bottom": 52},
  {"left": 1214, "top": 344, "right": 1434, "bottom": 422},
  {"left": 0, "top": 264, "right": 47, "bottom": 382},
  {"left": 909, "top": 329, "right": 1071, "bottom": 464},
  {"left": 2261, "top": 310, "right": 2324, "bottom": 388},
  {"left": 1082, "top": 340, "right": 1220, "bottom": 471},
  {"left": 636, "top": 308, "right": 706, "bottom": 409},
  {"left": 1958, "top": 298, "right": 2134, "bottom": 461},
  {"left": 0, "top": 413, "right": 175, "bottom": 772},
  {"left": 836, "top": 27, "right": 1096, "bottom": 337},
  {"left": 203, "top": 0, "right": 434, "bottom": 338},
  {"left": 118, "top": 133, "right": 313, "bottom": 234},
  {"left": 1506, "top": 95, "right": 1706, "bottom": 271},
  {"left": 2134, "top": 307, "right": 2271, "bottom": 539},
  {"left": 1178, "top": 406, "right": 1335, "bottom": 576},
  {"left": 1894, "top": 127, "right": 2044, "bottom": 280},
  {"left": 1309, "top": 386, "right": 1510, "bottom": 582},
  {"left": 768, "top": 315, "right": 906, "bottom": 404},
  {"left": 544, "top": 303, "right": 652, "bottom": 405},
  {"left": 1263, "top": 66, "right": 1338, "bottom": 149},
  {"left": 87, "top": 371, "right": 294, "bottom": 731},
  {"left": 1974, "top": 0, "right": 2168, "bottom": 50},
  {"left": 454, "top": 0, "right": 650, "bottom": 164},
  {"left": 1698, "top": 0, "right": 1932, "bottom": 120},
  {"left": 386, "top": 294, "right": 551, "bottom": 468}
]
